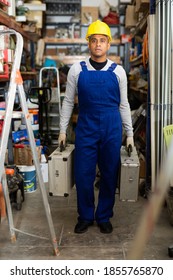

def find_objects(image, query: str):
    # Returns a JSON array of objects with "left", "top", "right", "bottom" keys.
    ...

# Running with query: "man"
[{"left": 58, "top": 20, "right": 134, "bottom": 234}]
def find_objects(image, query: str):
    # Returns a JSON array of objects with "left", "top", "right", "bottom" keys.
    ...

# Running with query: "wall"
[
  {"left": 82, "top": 0, "right": 119, "bottom": 7},
  {"left": 82, "top": 0, "right": 101, "bottom": 6}
]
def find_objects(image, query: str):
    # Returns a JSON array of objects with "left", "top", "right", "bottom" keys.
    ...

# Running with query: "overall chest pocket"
[{"left": 87, "top": 73, "right": 107, "bottom": 102}]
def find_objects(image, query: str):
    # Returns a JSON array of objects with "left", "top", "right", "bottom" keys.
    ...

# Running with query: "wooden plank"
[
  {"left": 44, "top": 37, "right": 121, "bottom": 45},
  {"left": 44, "top": 55, "right": 121, "bottom": 65},
  {"left": 0, "top": 11, "right": 39, "bottom": 41}
]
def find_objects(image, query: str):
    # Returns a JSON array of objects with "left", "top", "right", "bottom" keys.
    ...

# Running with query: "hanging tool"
[{"left": 0, "top": 28, "right": 59, "bottom": 256}]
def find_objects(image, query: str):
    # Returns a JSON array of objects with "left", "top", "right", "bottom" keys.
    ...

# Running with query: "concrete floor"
[{"left": 0, "top": 183, "right": 173, "bottom": 260}]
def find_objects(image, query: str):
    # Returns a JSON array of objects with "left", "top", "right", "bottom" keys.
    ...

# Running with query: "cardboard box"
[
  {"left": 135, "top": 0, "right": 149, "bottom": 12},
  {"left": 14, "top": 145, "right": 41, "bottom": 166},
  {"left": 45, "top": 48, "right": 57, "bottom": 56},
  {"left": 81, "top": 6, "right": 99, "bottom": 24},
  {"left": 26, "top": 11, "right": 43, "bottom": 29},
  {"left": 45, "top": 28, "right": 56, "bottom": 37},
  {"left": 125, "top": 5, "right": 138, "bottom": 28}
]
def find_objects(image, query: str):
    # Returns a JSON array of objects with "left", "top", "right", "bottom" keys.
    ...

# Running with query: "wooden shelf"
[
  {"left": 44, "top": 55, "right": 121, "bottom": 65},
  {"left": 44, "top": 0, "right": 80, "bottom": 3},
  {"left": 130, "top": 54, "right": 143, "bottom": 66},
  {"left": 132, "top": 12, "right": 148, "bottom": 36},
  {"left": 129, "top": 86, "right": 147, "bottom": 103},
  {"left": 130, "top": 86, "right": 147, "bottom": 95},
  {"left": 44, "top": 37, "right": 121, "bottom": 45},
  {"left": 21, "top": 71, "right": 38, "bottom": 80},
  {"left": 0, "top": 71, "right": 37, "bottom": 82},
  {"left": 0, "top": 110, "right": 23, "bottom": 120},
  {"left": 0, "top": 10, "right": 40, "bottom": 42}
]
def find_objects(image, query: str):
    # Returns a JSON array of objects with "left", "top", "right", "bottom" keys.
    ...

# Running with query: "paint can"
[{"left": 18, "top": 165, "right": 37, "bottom": 193}]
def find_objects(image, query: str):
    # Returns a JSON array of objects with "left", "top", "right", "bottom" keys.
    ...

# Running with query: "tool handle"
[
  {"left": 127, "top": 144, "right": 133, "bottom": 157},
  {"left": 59, "top": 141, "right": 65, "bottom": 152},
  {"left": 27, "top": 87, "right": 52, "bottom": 104}
]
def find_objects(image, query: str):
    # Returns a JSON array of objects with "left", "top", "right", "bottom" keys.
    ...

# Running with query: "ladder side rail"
[
  {"left": 18, "top": 83, "right": 59, "bottom": 255},
  {"left": 2, "top": 172, "right": 16, "bottom": 242},
  {"left": 0, "top": 30, "right": 23, "bottom": 180}
]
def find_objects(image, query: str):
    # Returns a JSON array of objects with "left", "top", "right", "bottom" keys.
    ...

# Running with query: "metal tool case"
[
  {"left": 48, "top": 144, "right": 75, "bottom": 197},
  {"left": 119, "top": 146, "right": 140, "bottom": 201}
]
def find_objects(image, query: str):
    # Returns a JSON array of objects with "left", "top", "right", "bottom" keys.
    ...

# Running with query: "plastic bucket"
[
  {"left": 21, "top": 109, "right": 39, "bottom": 125},
  {"left": 18, "top": 165, "right": 37, "bottom": 193},
  {"left": 31, "top": 124, "right": 39, "bottom": 138},
  {"left": 29, "top": 109, "right": 39, "bottom": 124}
]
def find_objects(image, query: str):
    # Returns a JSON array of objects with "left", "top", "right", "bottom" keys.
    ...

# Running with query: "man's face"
[{"left": 88, "top": 34, "right": 110, "bottom": 59}]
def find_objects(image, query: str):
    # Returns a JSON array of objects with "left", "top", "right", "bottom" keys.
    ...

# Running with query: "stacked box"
[
  {"left": 125, "top": 5, "right": 138, "bottom": 28},
  {"left": 14, "top": 145, "right": 41, "bottom": 166},
  {"left": 135, "top": 0, "right": 149, "bottom": 12},
  {"left": 0, "top": 25, "right": 13, "bottom": 78},
  {"left": 81, "top": 6, "right": 99, "bottom": 24}
]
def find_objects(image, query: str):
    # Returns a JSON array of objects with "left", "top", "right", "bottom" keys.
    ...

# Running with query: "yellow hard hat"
[{"left": 85, "top": 20, "right": 112, "bottom": 42}]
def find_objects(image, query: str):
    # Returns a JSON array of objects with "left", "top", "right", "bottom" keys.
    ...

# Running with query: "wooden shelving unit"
[
  {"left": 44, "top": 37, "right": 121, "bottom": 45},
  {"left": 0, "top": 10, "right": 40, "bottom": 81},
  {"left": 43, "top": 38, "right": 121, "bottom": 66},
  {"left": 0, "top": 10, "right": 40, "bottom": 42},
  {"left": 130, "top": 54, "right": 143, "bottom": 66},
  {"left": 0, "top": 71, "right": 37, "bottom": 82},
  {"left": 44, "top": 54, "right": 121, "bottom": 66}
]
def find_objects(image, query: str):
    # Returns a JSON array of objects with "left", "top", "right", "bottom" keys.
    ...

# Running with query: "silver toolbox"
[
  {"left": 48, "top": 144, "right": 75, "bottom": 197},
  {"left": 119, "top": 146, "right": 140, "bottom": 201}
]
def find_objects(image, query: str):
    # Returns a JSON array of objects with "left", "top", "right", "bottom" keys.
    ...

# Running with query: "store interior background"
[{"left": 1, "top": 0, "right": 173, "bottom": 260}]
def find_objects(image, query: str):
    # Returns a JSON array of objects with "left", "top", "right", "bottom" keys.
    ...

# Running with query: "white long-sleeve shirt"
[{"left": 60, "top": 57, "right": 133, "bottom": 137}]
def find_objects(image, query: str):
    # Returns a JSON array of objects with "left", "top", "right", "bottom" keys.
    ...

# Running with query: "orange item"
[
  {"left": 15, "top": 70, "right": 23, "bottom": 85},
  {"left": 142, "top": 29, "right": 148, "bottom": 69},
  {"left": 5, "top": 168, "right": 15, "bottom": 176},
  {"left": 0, "top": 183, "right": 6, "bottom": 218}
]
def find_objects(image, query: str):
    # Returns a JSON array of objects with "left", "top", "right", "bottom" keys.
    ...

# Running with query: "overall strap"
[
  {"left": 108, "top": 63, "right": 117, "bottom": 72},
  {"left": 80, "top": 61, "right": 88, "bottom": 72}
]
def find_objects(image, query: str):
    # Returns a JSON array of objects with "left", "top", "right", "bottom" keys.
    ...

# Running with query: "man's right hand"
[{"left": 58, "top": 133, "right": 66, "bottom": 146}]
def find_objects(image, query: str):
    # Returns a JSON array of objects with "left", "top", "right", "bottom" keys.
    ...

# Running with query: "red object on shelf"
[
  {"left": 0, "top": 0, "right": 10, "bottom": 7},
  {"left": 5, "top": 168, "right": 15, "bottom": 176},
  {"left": 0, "top": 64, "right": 9, "bottom": 79},
  {"left": 103, "top": 11, "right": 120, "bottom": 25},
  {"left": 0, "top": 120, "right": 3, "bottom": 136}
]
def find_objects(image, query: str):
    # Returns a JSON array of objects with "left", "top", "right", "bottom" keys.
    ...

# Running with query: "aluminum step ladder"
[{"left": 0, "top": 28, "right": 59, "bottom": 256}]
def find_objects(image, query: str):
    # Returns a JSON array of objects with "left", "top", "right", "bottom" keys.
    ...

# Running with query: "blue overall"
[{"left": 75, "top": 61, "right": 122, "bottom": 224}]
